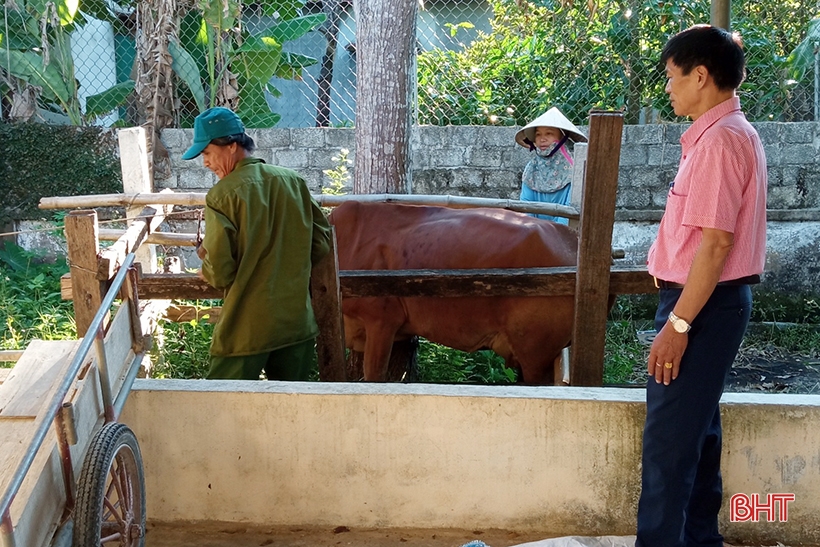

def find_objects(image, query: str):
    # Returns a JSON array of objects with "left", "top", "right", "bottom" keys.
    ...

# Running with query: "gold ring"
[{"left": 664, "top": 362, "right": 673, "bottom": 369}]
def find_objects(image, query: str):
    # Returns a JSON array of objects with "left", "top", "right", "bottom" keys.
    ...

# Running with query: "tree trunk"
[
  {"left": 316, "top": 0, "right": 345, "bottom": 127},
  {"left": 353, "top": 0, "right": 417, "bottom": 194},
  {"left": 135, "top": 0, "right": 178, "bottom": 182},
  {"left": 352, "top": 0, "right": 418, "bottom": 375}
]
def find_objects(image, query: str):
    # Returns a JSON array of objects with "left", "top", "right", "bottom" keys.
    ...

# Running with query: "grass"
[
  {"left": 149, "top": 313, "right": 214, "bottom": 379},
  {"left": 0, "top": 243, "right": 75, "bottom": 367},
  {"left": 2, "top": 245, "right": 818, "bottom": 385}
]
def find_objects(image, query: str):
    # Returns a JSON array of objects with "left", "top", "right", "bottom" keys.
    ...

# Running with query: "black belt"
[{"left": 654, "top": 274, "right": 760, "bottom": 290}]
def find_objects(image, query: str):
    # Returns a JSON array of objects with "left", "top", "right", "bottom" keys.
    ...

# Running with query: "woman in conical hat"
[{"left": 514, "top": 107, "right": 587, "bottom": 225}]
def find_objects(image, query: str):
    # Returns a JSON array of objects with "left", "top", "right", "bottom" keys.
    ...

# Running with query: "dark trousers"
[
  {"left": 207, "top": 338, "right": 316, "bottom": 380},
  {"left": 636, "top": 285, "right": 752, "bottom": 547}
]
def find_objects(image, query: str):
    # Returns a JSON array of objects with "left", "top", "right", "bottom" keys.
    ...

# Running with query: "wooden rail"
[{"left": 61, "top": 266, "right": 655, "bottom": 301}]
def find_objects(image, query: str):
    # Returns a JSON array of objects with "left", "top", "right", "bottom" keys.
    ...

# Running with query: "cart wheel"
[{"left": 73, "top": 423, "right": 146, "bottom": 547}]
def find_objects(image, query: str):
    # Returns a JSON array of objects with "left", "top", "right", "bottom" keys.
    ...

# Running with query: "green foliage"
[
  {"left": 417, "top": 0, "right": 815, "bottom": 125},
  {"left": 322, "top": 148, "right": 352, "bottom": 195},
  {"left": 750, "top": 291, "right": 820, "bottom": 323},
  {"left": 171, "top": 0, "right": 325, "bottom": 127},
  {"left": 744, "top": 322, "right": 820, "bottom": 357},
  {"left": 0, "top": 244, "right": 75, "bottom": 363},
  {"left": 0, "top": 122, "right": 122, "bottom": 222},
  {"left": 416, "top": 339, "right": 517, "bottom": 384},
  {"left": 604, "top": 296, "right": 653, "bottom": 385},
  {"left": 0, "top": 0, "right": 136, "bottom": 124},
  {"left": 150, "top": 312, "right": 214, "bottom": 379}
]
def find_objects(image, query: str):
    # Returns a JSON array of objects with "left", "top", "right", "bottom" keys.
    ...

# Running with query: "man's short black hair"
[
  {"left": 661, "top": 24, "right": 746, "bottom": 91},
  {"left": 210, "top": 133, "right": 256, "bottom": 153}
]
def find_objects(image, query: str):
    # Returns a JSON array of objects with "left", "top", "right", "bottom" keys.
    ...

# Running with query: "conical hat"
[{"left": 515, "top": 107, "right": 588, "bottom": 148}]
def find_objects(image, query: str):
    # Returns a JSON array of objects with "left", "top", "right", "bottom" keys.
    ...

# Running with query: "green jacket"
[{"left": 201, "top": 158, "right": 332, "bottom": 356}]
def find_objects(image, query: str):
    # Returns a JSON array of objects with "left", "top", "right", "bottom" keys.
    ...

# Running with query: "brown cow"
[{"left": 329, "top": 201, "right": 579, "bottom": 384}]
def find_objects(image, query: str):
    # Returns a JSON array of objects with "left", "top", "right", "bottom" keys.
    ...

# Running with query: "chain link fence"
[{"left": 1, "top": 0, "right": 819, "bottom": 128}]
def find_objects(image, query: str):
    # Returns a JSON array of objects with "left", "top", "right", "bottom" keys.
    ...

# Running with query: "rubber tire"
[{"left": 73, "top": 423, "right": 146, "bottom": 547}]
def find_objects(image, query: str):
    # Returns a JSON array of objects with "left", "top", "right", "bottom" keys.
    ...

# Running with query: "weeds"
[
  {"left": 417, "top": 340, "right": 516, "bottom": 384},
  {"left": 0, "top": 244, "right": 75, "bottom": 367}
]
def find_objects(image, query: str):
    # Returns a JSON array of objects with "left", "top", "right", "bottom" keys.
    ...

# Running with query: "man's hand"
[
  {"left": 196, "top": 241, "right": 207, "bottom": 260},
  {"left": 647, "top": 321, "right": 689, "bottom": 385}
]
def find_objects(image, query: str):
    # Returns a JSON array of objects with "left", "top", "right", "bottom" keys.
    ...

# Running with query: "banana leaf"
[
  {"left": 234, "top": 36, "right": 283, "bottom": 83},
  {"left": 85, "top": 80, "right": 135, "bottom": 119},
  {"left": 169, "top": 40, "right": 208, "bottom": 112},
  {"left": 275, "top": 52, "right": 318, "bottom": 79},
  {"left": 262, "top": 13, "right": 326, "bottom": 44},
  {"left": 0, "top": 49, "right": 73, "bottom": 105},
  {"left": 254, "top": 0, "right": 305, "bottom": 21},
  {"left": 788, "top": 18, "right": 820, "bottom": 80},
  {"left": 198, "top": 0, "right": 240, "bottom": 33},
  {"left": 0, "top": 10, "right": 40, "bottom": 50}
]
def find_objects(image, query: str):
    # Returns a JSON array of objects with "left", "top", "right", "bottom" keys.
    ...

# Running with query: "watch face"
[{"left": 673, "top": 321, "right": 687, "bottom": 333}]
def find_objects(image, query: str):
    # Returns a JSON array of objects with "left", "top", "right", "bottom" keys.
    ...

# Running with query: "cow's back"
[{"left": 329, "top": 201, "right": 578, "bottom": 270}]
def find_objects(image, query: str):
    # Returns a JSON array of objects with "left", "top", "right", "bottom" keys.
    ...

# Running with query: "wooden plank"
[
  {"left": 164, "top": 305, "right": 221, "bottom": 323},
  {"left": 10, "top": 421, "right": 65, "bottom": 547},
  {"left": 0, "top": 350, "right": 24, "bottom": 362},
  {"left": 570, "top": 111, "right": 624, "bottom": 387},
  {"left": 0, "top": 341, "right": 89, "bottom": 547},
  {"left": 0, "top": 368, "right": 11, "bottom": 384},
  {"left": 310, "top": 229, "right": 347, "bottom": 381},
  {"left": 0, "top": 419, "right": 37, "bottom": 500},
  {"left": 61, "top": 266, "right": 657, "bottom": 301},
  {"left": 12, "top": 350, "right": 103, "bottom": 547},
  {"left": 65, "top": 210, "right": 106, "bottom": 337},
  {"left": 568, "top": 143, "right": 587, "bottom": 232},
  {"left": 99, "top": 228, "right": 197, "bottom": 246},
  {"left": 98, "top": 204, "right": 170, "bottom": 281},
  {"left": 0, "top": 341, "right": 77, "bottom": 417},
  {"left": 102, "top": 300, "right": 138, "bottom": 401}
]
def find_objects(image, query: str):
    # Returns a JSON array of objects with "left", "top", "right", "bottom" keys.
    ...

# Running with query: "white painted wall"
[
  {"left": 121, "top": 382, "right": 820, "bottom": 545},
  {"left": 71, "top": 17, "right": 119, "bottom": 126}
]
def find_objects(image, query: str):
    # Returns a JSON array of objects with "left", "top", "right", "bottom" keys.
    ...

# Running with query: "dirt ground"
[
  {"left": 727, "top": 346, "right": 820, "bottom": 394},
  {"left": 145, "top": 522, "right": 553, "bottom": 547}
]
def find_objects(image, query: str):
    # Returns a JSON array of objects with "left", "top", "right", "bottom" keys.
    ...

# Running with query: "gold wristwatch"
[{"left": 668, "top": 311, "right": 691, "bottom": 333}]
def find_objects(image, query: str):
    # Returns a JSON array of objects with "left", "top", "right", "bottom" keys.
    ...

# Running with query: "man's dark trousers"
[{"left": 636, "top": 285, "right": 752, "bottom": 547}]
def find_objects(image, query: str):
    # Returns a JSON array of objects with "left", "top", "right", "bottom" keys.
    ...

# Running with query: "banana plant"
[
  {"left": 0, "top": 0, "right": 136, "bottom": 124},
  {"left": 169, "top": 0, "right": 325, "bottom": 127}
]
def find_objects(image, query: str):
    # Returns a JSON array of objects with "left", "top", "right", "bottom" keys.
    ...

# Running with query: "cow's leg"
[{"left": 362, "top": 322, "right": 401, "bottom": 381}]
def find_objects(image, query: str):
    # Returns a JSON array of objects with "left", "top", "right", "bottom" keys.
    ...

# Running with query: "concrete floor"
[{"left": 145, "top": 523, "right": 554, "bottom": 547}]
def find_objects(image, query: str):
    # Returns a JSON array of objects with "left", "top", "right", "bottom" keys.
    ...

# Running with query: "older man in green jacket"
[{"left": 183, "top": 107, "right": 332, "bottom": 380}]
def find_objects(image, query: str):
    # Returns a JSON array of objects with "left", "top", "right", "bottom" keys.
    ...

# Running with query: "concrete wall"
[
  {"left": 121, "top": 381, "right": 820, "bottom": 544},
  {"left": 158, "top": 122, "right": 820, "bottom": 294}
]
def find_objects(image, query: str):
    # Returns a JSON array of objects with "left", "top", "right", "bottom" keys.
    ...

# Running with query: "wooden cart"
[{"left": 1, "top": 252, "right": 147, "bottom": 547}]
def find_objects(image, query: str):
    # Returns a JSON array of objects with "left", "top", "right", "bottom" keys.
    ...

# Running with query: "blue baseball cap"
[{"left": 182, "top": 107, "right": 246, "bottom": 160}]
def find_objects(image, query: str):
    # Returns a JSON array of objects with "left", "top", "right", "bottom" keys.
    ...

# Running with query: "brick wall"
[{"left": 159, "top": 122, "right": 820, "bottom": 219}]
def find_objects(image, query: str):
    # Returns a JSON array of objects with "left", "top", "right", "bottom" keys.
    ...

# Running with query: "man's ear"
[{"left": 694, "top": 65, "right": 710, "bottom": 88}]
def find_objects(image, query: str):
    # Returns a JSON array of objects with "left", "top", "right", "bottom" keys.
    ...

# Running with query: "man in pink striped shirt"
[{"left": 636, "top": 25, "right": 767, "bottom": 547}]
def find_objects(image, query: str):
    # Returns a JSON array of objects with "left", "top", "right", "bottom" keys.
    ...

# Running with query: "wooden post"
[
  {"left": 310, "top": 228, "right": 347, "bottom": 381},
  {"left": 65, "top": 210, "right": 107, "bottom": 337},
  {"left": 570, "top": 111, "right": 624, "bottom": 386},
  {"left": 568, "top": 143, "right": 587, "bottom": 232},
  {"left": 118, "top": 127, "right": 157, "bottom": 273}
]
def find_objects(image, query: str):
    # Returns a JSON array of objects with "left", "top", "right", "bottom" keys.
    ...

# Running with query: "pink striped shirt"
[{"left": 647, "top": 97, "right": 767, "bottom": 284}]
